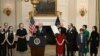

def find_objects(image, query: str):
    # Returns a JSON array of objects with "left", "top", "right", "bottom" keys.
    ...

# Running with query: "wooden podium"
[{"left": 29, "top": 36, "right": 46, "bottom": 56}]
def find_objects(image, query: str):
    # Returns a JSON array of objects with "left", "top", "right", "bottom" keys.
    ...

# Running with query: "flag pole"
[
  {"left": 29, "top": 11, "right": 33, "bottom": 19},
  {"left": 57, "top": 11, "right": 62, "bottom": 24}
]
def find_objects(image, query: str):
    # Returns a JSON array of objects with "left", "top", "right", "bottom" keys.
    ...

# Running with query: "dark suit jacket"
[
  {"left": 0, "top": 32, "right": 5, "bottom": 44},
  {"left": 89, "top": 31, "right": 99, "bottom": 47},
  {"left": 77, "top": 33, "right": 86, "bottom": 46},
  {"left": 36, "top": 27, "right": 46, "bottom": 37},
  {"left": 66, "top": 29, "right": 75, "bottom": 44}
]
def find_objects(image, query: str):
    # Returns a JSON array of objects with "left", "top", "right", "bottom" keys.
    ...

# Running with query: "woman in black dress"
[
  {"left": 73, "top": 26, "right": 78, "bottom": 56},
  {"left": 7, "top": 26, "right": 15, "bottom": 56},
  {"left": 89, "top": 26, "right": 99, "bottom": 56},
  {"left": 16, "top": 23, "right": 28, "bottom": 52},
  {"left": 0, "top": 26, "right": 6, "bottom": 56}
]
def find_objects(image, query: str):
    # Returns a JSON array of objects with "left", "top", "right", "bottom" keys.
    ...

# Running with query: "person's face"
[
  {"left": 20, "top": 24, "right": 24, "bottom": 28},
  {"left": 4, "top": 23, "right": 8, "bottom": 28},
  {"left": 92, "top": 27, "right": 95, "bottom": 31},
  {"left": 9, "top": 27, "right": 13, "bottom": 31},
  {"left": 68, "top": 24, "right": 72, "bottom": 29},
  {"left": 80, "top": 31, "right": 83, "bottom": 34},
  {"left": 58, "top": 28, "right": 61, "bottom": 33},
  {"left": 82, "top": 26, "right": 86, "bottom": 30},
  {"left": 38, "top": 23, "right": 43, "bottom": 28},
  {"left": 0, "top": 27, "right": 3, "bottom": 32}
]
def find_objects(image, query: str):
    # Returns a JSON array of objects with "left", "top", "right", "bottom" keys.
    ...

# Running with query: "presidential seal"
[{"left": 34, "top": 38, "right": 41, "bottom": 45}]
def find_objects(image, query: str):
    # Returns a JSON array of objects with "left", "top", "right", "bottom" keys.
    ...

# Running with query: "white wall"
[
  {"left": 21, "top": 0, "right": 68, "bottom": 28},
  {"left": 76, "top": 0, "right": 89, "bottom": 32},
  {"left": 0, "top": 0, "right": 96, "bottom": 32},
  {"left": 68, "top": 0, "right": 76, "bottom": 25},
  {"left": 0, "top": 0, "right": 16, "bottom": 29},
  {"left": 15, "top": 0, "right": 22, "bottom": 30},
  {"left": 75, "top": 0, "right": 96, "bottom": 32},
  {"left": 88, "top": 0, "right": 96, "bottom": 32}
]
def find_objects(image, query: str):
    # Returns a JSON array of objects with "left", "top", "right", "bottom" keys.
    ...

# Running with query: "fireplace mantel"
[{"left": 34, "top": 16, "right": 57, "bottom": 25}]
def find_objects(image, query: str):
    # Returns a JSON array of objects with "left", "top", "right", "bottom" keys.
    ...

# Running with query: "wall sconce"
[
  {"left": 31, "top": 0, "right": 39, "bottom": 8},
  {"left": 24, "top": 0, "right": 29, "bottom": 2},
  {"left": 79, "top": 8, "right": 87, "bottom": 17},
  {"left": 3, "top": 7, "right": 11, "bottom": 16}
]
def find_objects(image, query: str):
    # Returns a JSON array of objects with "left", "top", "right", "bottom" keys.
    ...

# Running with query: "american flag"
[
  {"left": 55, "top": 16, "right": 60, "bottom": 26},
  {"left": 29, "top": 16, "right": 36, "bottom": 34}
]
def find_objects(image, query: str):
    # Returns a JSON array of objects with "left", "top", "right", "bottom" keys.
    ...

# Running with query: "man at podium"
[{"left": 29, "top": 23, "right": 46, "bottom": 56}]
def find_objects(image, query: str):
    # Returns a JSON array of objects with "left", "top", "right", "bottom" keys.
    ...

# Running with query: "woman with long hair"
[
  {"left": 89, "top": 26, "right": 99, "bottom": 56},
  {"left": 7, "top": 26, "right": 15, "bottom": 56},
  {"left": 73, "top": 26, "right": 78, "bottom": 56}
]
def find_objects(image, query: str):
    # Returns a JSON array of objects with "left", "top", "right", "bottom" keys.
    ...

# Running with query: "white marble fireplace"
[{"left": 34, "top": 16, "right": 57, "bottom": 26}]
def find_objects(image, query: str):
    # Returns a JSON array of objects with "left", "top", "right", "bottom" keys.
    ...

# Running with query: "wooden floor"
[{"left": 13, "top": 45, "right": 100, "bottom": 56}]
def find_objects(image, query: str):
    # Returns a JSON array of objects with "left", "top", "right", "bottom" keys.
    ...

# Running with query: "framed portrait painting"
[{"left": 34, "top": 0, "right": 57, "bottom": 16}]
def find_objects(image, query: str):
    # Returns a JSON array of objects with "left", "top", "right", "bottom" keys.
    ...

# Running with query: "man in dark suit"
[
  {"left": 36, "top": 23, "right": 46, "bottom": 37},
  {"left": 30, "top": 23, "right": 46, "bottom": 56},
  {"left": 77, "top": 28, "right": 86, "bottom": 56},
  {"left": 66, "top": 23, "right": 74, "bottom": 56}
]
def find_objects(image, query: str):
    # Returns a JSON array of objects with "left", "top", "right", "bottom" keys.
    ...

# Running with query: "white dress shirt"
[{"left": 80, "top": 34, "right": 83, "bottom": 43}]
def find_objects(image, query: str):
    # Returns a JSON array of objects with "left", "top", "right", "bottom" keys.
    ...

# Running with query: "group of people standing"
[
  {"left": 0, "top": 22, "right": 47, "bottom": 56},
  {"left": 56, "top": 23, "right": 99, "bottom": 56},
  {"left": 0, "top": 22, "right": 99, "bottom": 56},
  {"left": 0, "top": 23, "right": 16, "bottom": 56},
  {"left": 0, "top": 22, "right": 28, "bottom": 56}
]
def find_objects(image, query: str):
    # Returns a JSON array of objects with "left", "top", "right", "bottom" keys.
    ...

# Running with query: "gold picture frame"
[{"left": 31, "top": 0, "right": 57, "bottom": 16}]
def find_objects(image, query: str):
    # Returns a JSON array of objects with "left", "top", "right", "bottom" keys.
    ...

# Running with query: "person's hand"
[
  {"left": 12, "top": 43, "right": 14, "bottom": 45},
  {"left": 96, "top": 46, "right": 99, "bottom": 48},
  {"left": 1, "top": 42, "right": 4, "bottom": 45},
  {"left": 78, "top": 45, "right": 79, "bottom": 48},
  {"left": 65, "top": 40, "right": 68, "bottom": 44},
  {"left": 1, "top": 40, "right": 6, "bottom": 45},
  {"left": 8, "top": 42, "right": 12, "bottom": 46},
  {"left": 17, "top": 36, "right": 20, "bottom": 38},
  {"left": 20, "top": 36, "right": 25, "bottom": 39},
  {"left": 44, "top": 36, "right": 46, "bottom": 38},
  {"left": 8, "top": 43, "right": 11, "bottom": 45},
  {"left": 22, "top": 36, "right": 25, "bottom": 39},
  {"left": 59, "top": 43, "right": 62, "bottom": 46}
]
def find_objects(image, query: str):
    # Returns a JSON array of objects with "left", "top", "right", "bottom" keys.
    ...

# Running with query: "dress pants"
[
  {"left": 67, "top": 43, "right": 73, "bottom": 56},
  {"left": 1, "top": 44, "right": 7, "bottom": 56},
  {"left": 0, "top": 46, "right": 2, "bottom": 56},
  {"left": 79, "top": 43, "right": 84, "bottom": 56}
]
